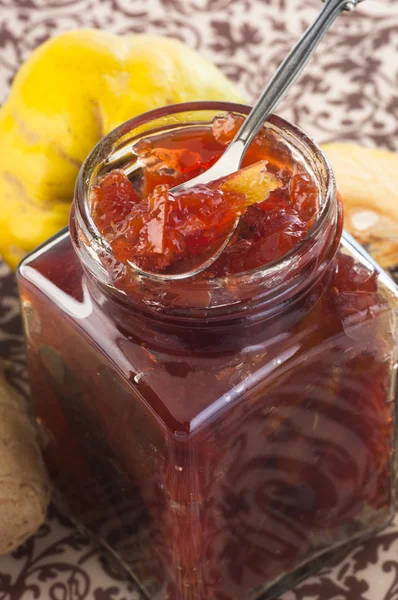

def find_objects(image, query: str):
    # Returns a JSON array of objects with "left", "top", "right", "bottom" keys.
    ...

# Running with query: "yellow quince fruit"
[{"left": 0, "top": 29, "right": 244, "bottom": 269}]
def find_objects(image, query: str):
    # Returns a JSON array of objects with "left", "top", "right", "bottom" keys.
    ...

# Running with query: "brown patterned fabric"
[{"left": 1, "top": 1, "right": 398, "bottom": 598}]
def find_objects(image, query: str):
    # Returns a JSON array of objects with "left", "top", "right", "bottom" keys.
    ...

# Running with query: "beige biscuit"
[{"left": 322, "top": 143, "right": 398, "bottom": 269}]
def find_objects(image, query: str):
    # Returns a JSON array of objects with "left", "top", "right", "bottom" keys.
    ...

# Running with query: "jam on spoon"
[{"left": 91, "top": 114, "right": 319, "bottom": 278}]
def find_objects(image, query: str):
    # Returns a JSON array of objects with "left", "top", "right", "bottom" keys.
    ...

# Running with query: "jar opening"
[{"left": 71, "top": 101, "right": 340, "bottom": 316}]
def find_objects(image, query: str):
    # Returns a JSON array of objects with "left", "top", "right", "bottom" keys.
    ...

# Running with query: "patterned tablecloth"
[{"left": 1, "top": 1, "right": 398, "bottom": 599}]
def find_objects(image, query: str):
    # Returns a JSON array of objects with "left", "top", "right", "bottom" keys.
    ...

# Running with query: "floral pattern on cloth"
[{"left": 1, "top": 0, "right": 398, "bottom": 598}]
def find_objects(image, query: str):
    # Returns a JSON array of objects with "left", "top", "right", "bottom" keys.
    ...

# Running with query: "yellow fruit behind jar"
[{"left": 0, "top": 29, "right": 244, "bottom": 269}]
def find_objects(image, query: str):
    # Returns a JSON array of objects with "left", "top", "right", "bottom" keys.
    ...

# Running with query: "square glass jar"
[{"left": 18, "top": 102, "right": 398, "bottom": 600}]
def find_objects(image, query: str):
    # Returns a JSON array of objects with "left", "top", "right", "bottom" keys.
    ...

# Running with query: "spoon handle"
[{"left": 234, "top": 0, "right": 363, "bottom": 151}]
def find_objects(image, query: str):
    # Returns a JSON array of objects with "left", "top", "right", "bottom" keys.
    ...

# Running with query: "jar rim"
[{"left": 72, "top": 101, "right": 339, "bottom": 313}]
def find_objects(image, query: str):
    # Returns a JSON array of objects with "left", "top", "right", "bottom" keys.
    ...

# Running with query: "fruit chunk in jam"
[{"left": 91, "top": 113, "right": 319, "bottom": 275}]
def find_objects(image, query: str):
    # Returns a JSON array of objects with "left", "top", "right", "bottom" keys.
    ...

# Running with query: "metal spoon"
[{"left": 128, "top": 0, "right": 365, "bottom": 281}]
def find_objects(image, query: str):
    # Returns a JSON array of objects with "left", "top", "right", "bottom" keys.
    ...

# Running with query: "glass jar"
[{"left": 17, "top": 102, "right": 398, "bottom": 600}]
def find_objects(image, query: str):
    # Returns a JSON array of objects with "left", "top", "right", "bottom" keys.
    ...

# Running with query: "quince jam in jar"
[{"left": 18, "top": 103, "right": 398, "bottom": 600}]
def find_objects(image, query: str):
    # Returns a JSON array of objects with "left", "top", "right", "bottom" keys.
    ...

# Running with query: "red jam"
[
  {"left": 91, "top": 113, "right": 319, "bottom": 276},
  {"left": 18, "top": 108, "right": 397, "bottom": 600}
]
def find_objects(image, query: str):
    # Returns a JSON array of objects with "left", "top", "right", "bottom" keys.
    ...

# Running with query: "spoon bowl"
[{"left": 127, "top": 215, "right": 240, "bottom": 281}]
